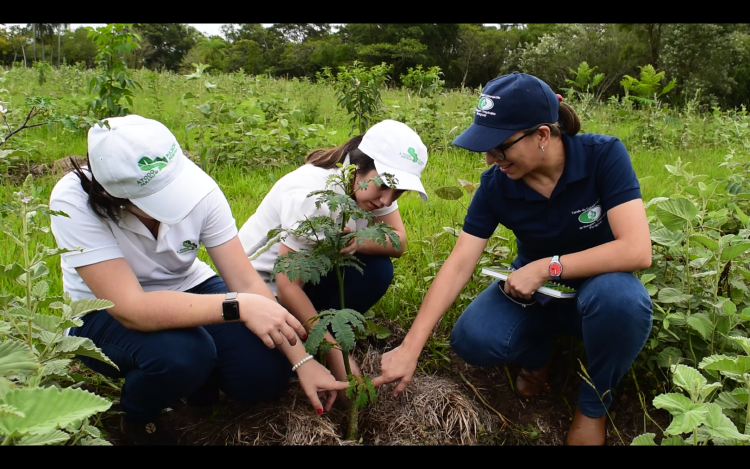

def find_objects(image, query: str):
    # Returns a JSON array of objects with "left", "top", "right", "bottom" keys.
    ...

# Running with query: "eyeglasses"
[{"left": 486, "top": 124, "right": 545, "bottom": 161}]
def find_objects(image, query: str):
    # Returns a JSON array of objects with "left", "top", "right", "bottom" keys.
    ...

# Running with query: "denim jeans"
[
  {"left": 69, "top": 276, "right": 290, "bottom": 424},
  {"left": 303, "top": 253, "right": 394, "bottom": 313},
  {"left": 450, "top": 272, "right": 653, "bottom": 417}
]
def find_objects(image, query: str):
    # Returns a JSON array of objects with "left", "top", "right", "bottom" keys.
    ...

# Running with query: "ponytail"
[
  {"left": 554, "top": 102, "right": 581, "bottom": 136},
  {"left": 70, "top": 156, "right": 129, "bottom": 222},
  {"left": 304, "top": 134, "right": 376, "bottom": 174}
]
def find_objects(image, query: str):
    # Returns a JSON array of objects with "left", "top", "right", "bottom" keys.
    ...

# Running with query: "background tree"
[{"left": 133, "top": 23, "right": 200, "bottom": 71}]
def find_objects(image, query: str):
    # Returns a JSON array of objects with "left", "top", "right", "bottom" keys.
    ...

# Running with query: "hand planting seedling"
[{"left": 269, "top": 162, "right": 401, "bottom": 441}]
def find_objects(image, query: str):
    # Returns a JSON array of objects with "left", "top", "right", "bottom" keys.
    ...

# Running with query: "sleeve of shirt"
[
  {"left": 461, "top": 178, "right": 499, "bottom": 239},
  {"left": 278, "top": 189, "right": 331, "bottom": 252},
  {"left": 49, "top": 187, "right": 124, "bottom": 269},
  {"left": 200, "top": 188, "right": 239, "bottom": 248},
  {"left": 597, "top": 138, "right": 642, "bottom": 213}
]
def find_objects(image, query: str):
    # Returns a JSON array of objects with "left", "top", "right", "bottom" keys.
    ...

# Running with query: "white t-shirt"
[
  {"left": 238, "top": 164, "right": 397, "bottom": 295},
  {"left": 49, "top": 169, "right": 238, "bottom": 301}
]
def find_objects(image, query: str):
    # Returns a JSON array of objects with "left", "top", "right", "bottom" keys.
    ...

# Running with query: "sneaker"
[{"left": 120, "top": 417, "right": 178, "bottom": 445}]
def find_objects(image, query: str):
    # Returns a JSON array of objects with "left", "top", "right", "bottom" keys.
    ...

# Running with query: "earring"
[
  {"left": 120, "top": 205, "right": 126, "bottom": 210},
  {"left": 540, "top": 146, "right": 545, "bottom": 152}
]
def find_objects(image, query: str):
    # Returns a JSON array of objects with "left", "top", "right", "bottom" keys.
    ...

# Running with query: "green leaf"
[
  {"left": 651, "top": 228, "right": 685, "bottom": 247},
  {"left": 729, "top": 336, "right": 750, "bottom": 355},
  {"left": 0, "top": 387, "right": 111, "bottom": 436},
  {"left": 40, "top": 359, "right": 72, "bottom": 378},
  {"left": 631, "top": 433, "right": 657, "bottom": 445},
  {"left": 686, "top": 313, "right": 713, "bottom": 340},
  {"left": 0, "top": 377, "right": 13, "bottom": 399},
  {"left": 6, "top": 306, "right": 32, "bottom": 319},
  {"left": 70, "top": 298, "right": 113, "bottom": 318},
  {"left": 304, "top": 316, "right": 333, "bottom": 356},
  {"left": 656, "top": 199, "right": 698, "bottom": 231},
  {"left": 715, "top": 389, "right": 748, "bottom": 410},
  {"left": 721, "top": 242, "right": 750, "bottom": 262},
  {"left": 690, "top": 234, "right": 719, "bottom": 251},
  {"left": 0, "top": 263, "right": 25, "bottom": 279},
  {"left": 661, "top": 435, "right": 687, "bottom": 445},
  {"left": 663, "top": 404, "right": 709, "bottom": 436},
  {"left": 0, "top": 340, "right": 39, "bottom": 378},
  {"left": 699, "top": 354, "right": 750, "bottom": 375},
  {"left": 734, "top": 205, "right": 749, "bottom": 226},
  {"left": 434, "top": 186, "right": 463, "bottom": 201},
  {"left": 703, "top": 402, "right": 748, "bottom": 442},
  {"left": 656, "top": 347, "right": 683, "bottom": 367},
  {"left": 639, "top": 274, "right": 656, "bottom": 285},
  {"left": 658, "top": 288, "right": 693, "bottom": 304},
  {"left": 653, "top": 392, "right": 693, "bottom": 414},
  {"left": 374, "top": 325, "right": 391, "bottom": 340},
  {"left": 17, "top": 429, "right": 70, "bottom": 446},
  {"left": 55, "top": 337, "right": 118, "bottom": 370},
  {"left": 671, "top": 364, "right": 707, "bottom": 400},
  {"left": 31, "top": 281, "right": 49, "bottom": 299},
  {"left": 330, "top": 314, "right": 356, "bottom": 352},
  {"left": 0, "top": 404, "right": 24, "bottom": 419}
]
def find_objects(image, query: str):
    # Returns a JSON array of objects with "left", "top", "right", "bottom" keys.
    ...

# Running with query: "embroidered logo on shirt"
[
  {"left": 177, "top": 240, "right": 198, "bottom": 254},
  {"left": 477, "top": 97, "right": 494, "bottom": 111},
  {"left": 578, "top": 206, "right": 602, "bottom": 224},
  {"left": 136, "top": 142, "right": 178, "bottom": 187}
]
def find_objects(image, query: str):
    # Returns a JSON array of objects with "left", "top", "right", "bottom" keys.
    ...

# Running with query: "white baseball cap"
[
  {"left": 87, "top": 115, "right": 219, "bottom": 224},
  {"left": 357, "top": 119, "right": 429, "bottom": 201}
]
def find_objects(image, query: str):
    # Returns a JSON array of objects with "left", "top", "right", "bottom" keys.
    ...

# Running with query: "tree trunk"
[
  {"left": 42, "top": 34, "right": 45, "bottom": 62},
  {"left": 33, "top": 25, "right": 37, "bottom": 61},
  {"left": 22, "top": 43, "right": 27, "bottom": 67},
  {"left": 58, "top": 27, "right": 61, "bottom": 67}
]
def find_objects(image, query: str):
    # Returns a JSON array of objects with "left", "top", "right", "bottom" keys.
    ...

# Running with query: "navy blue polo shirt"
[{"left": 463, "top": 133, "right": 641, "bottom": 288}]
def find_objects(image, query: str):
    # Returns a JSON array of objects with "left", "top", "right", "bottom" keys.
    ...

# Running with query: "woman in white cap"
[
  {"left": 239, "top": 119, "right": 428, "bottom": 388},
  {"left": 49, "top": 115, "right": 349, "bottom": 445},
  {"left": 372, "top": 73, "right": 653, "bottom": 445}
]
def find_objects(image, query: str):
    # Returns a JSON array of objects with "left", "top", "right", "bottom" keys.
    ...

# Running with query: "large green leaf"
[
  {"left": 0, "top": 387, "right": 110, "bottom": 436},
  {"left": 690, "top": 235, "right": 719, "bottom": 251},
  {"left": 630, "top": 433, "right": 657, "bottom": 445},
  {"left": 657, "top": 288, "right": 693, "bottom": 304},
  {"left": 715, "top": 389, "right": 748, "bottom": 410},
  {"left": 651, "top": 228, "right": 685, "bottom": 247},
  {"left": 0, "top": 377, "right": 13, "bottom": 399},
  {"left": 0, "top": 263, "right": 25, "bottom": 279},
  {"left": 656, "top": 347, "right": 683, "bottom": 368},
  {"left": 434, "top": 186, "right": 463, "bottom": 201},
  {"left": 663, "top": 404, "right": 709, "bottom": 436},
  {"left": 671, "top": 364, "right": 707, "bottom": 401},
  {"left": 70, "top": 298, "right": 114, "bottom": 318},
  {"left": 0, "top": 341, "right": 39, "bottom": 378},
  {"left": 16, "top": 429, "right": 70, "bottom": 446},
  {"left": 729, "top": 336, "right": 750, "bottom": 355},
  {"left": 653, "top": 392, "right": 692, "bottom": 414},
  {"left": 55, "top": 337, "right": 118, "bottom": 370},
  {"left": 703, "top": 403, "right": 748, "bottom": 442},
  {"left": 686, "top": 313, "right": 713, "bottom": 340},
  {"left": 656, "top": 199, "right": 698, "bottom": 231},
  {"left": 699, "top": 354, "right": 750, "bottom": 375},
  {"left": 721, "top": 242, "right": 750, "bottom": 262},
  {"left": 660, "top": 435, "right": 687, "bottom": 446},
  {"left": 0, "top": 404, "right": 24, "bottom": 419},
  {"left": 40, "top": 359, "right": 72, "bottom": 378}
]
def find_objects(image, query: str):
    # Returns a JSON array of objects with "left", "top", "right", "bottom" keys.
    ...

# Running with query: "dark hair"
[
  {"left": 304, "top": 135, "right": 376, "bottom": 174},
  {"left": 70, "top": 156, "right": 130, "bottom": 222},
  {"left": 547, "top": 102, "right": 581, "bottom": 137}
]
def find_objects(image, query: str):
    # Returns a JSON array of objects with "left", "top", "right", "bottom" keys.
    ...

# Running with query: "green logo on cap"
[
  {"left": 578, "top": 206, "right": 602, "bottom": 224},
  {"left": 399, "top": 147, "right": 424, "bottom": 166},
  {"left": 177, "top": 240, "right": 198, "bottom": 254},
  {"left": 477, "top": 97, "right": 494, "bottom": 111},
  {"left": 136, "top": 143, "right": 178, "bottom": 187}
]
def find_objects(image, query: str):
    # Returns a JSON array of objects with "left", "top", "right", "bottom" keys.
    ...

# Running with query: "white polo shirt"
[
  {"left": 238, "top": 163, "right": 397, "bottom": 295},
  {"left": 49, "top": 169, "right": 238, "bottom": 301}
]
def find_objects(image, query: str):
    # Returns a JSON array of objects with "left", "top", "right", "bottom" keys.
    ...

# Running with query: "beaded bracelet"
[{"left": 292, "top": 355, "right": 314, "bottom": 372}]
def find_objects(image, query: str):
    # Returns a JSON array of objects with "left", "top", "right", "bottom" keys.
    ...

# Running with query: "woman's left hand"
[
  {"left": 504, "top": 259, "right": 547, "bottom": 301},
  {"left": 339, "top": 226, "right": 358, "bottom": 255},
  {"left": 295, "top": 359, "right": 351, "bottom": 414}
]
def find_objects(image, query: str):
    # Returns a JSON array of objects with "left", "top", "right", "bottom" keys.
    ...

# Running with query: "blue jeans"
[
  {"left": 69, "top": 276, "right": 290, "bottom": 424},
  {"left": 450, "top": 272, "right": 653, "bottom": 417},
  {"left": 303, "top": 253, "right": 394, "bottom": 313}
]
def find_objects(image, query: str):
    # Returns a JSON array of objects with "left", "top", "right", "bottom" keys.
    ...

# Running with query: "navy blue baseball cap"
[{"left": 452, "top": 72, "right": 560, "bottom": 152}]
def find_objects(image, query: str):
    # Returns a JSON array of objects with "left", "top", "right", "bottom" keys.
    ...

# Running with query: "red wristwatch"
[{"left": 549, "top": 255, "right": 563, "bottom": 281}]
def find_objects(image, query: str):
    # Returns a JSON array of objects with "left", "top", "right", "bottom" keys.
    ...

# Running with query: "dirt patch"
[{"left": 97, "top": 336, "right": 668, "bottom": 446}]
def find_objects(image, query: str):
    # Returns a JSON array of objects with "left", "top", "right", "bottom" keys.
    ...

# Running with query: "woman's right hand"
[
  {"left": 371, "top": 344, "right": 420, "bottom": 397},
  {"left": 238, "top": 293, "right": 307, "bottom": 349},
  {"left": 296, "top": 359, "right": 351, "bottom": 413}
]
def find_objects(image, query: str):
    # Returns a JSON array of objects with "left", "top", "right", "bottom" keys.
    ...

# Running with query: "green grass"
[{"left": 1, "top": 65, "right": 746, "bottom": 343}]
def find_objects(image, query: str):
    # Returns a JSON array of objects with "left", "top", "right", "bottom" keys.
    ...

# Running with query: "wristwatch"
[
  {"left": 548, "top": 255, "right": 563, "bottom": 281},
  {"left": 222, "top": 292, "right": 241, "bottom": 321}
]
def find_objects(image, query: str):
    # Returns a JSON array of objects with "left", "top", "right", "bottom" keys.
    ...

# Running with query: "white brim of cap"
[
  {"left": 373, "top": 160, "right": 428, "bottom": 201},
  {"left": 129, "top": 159, "right": 219, "bottom": 224}
]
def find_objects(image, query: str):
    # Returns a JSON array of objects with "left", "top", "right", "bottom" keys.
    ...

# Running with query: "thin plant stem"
[{"left": 23, "top": 203, "right": 33, "bottom": 349}]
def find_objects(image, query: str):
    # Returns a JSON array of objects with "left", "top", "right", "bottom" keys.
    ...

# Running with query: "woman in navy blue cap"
[{"left": 373, "top": 72, "right": 653, "bottom": 445}]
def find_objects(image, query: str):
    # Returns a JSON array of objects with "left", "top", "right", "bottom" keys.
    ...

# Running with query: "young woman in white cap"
[
  {"left": 372, "top": 73, "right": 653, "bottom": 445},
  {"left": 239, "top": 119, "right": 428, "bottom": 388},
  {"left": 49, "top": 115, "right": 349, "bottom": 445}
]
